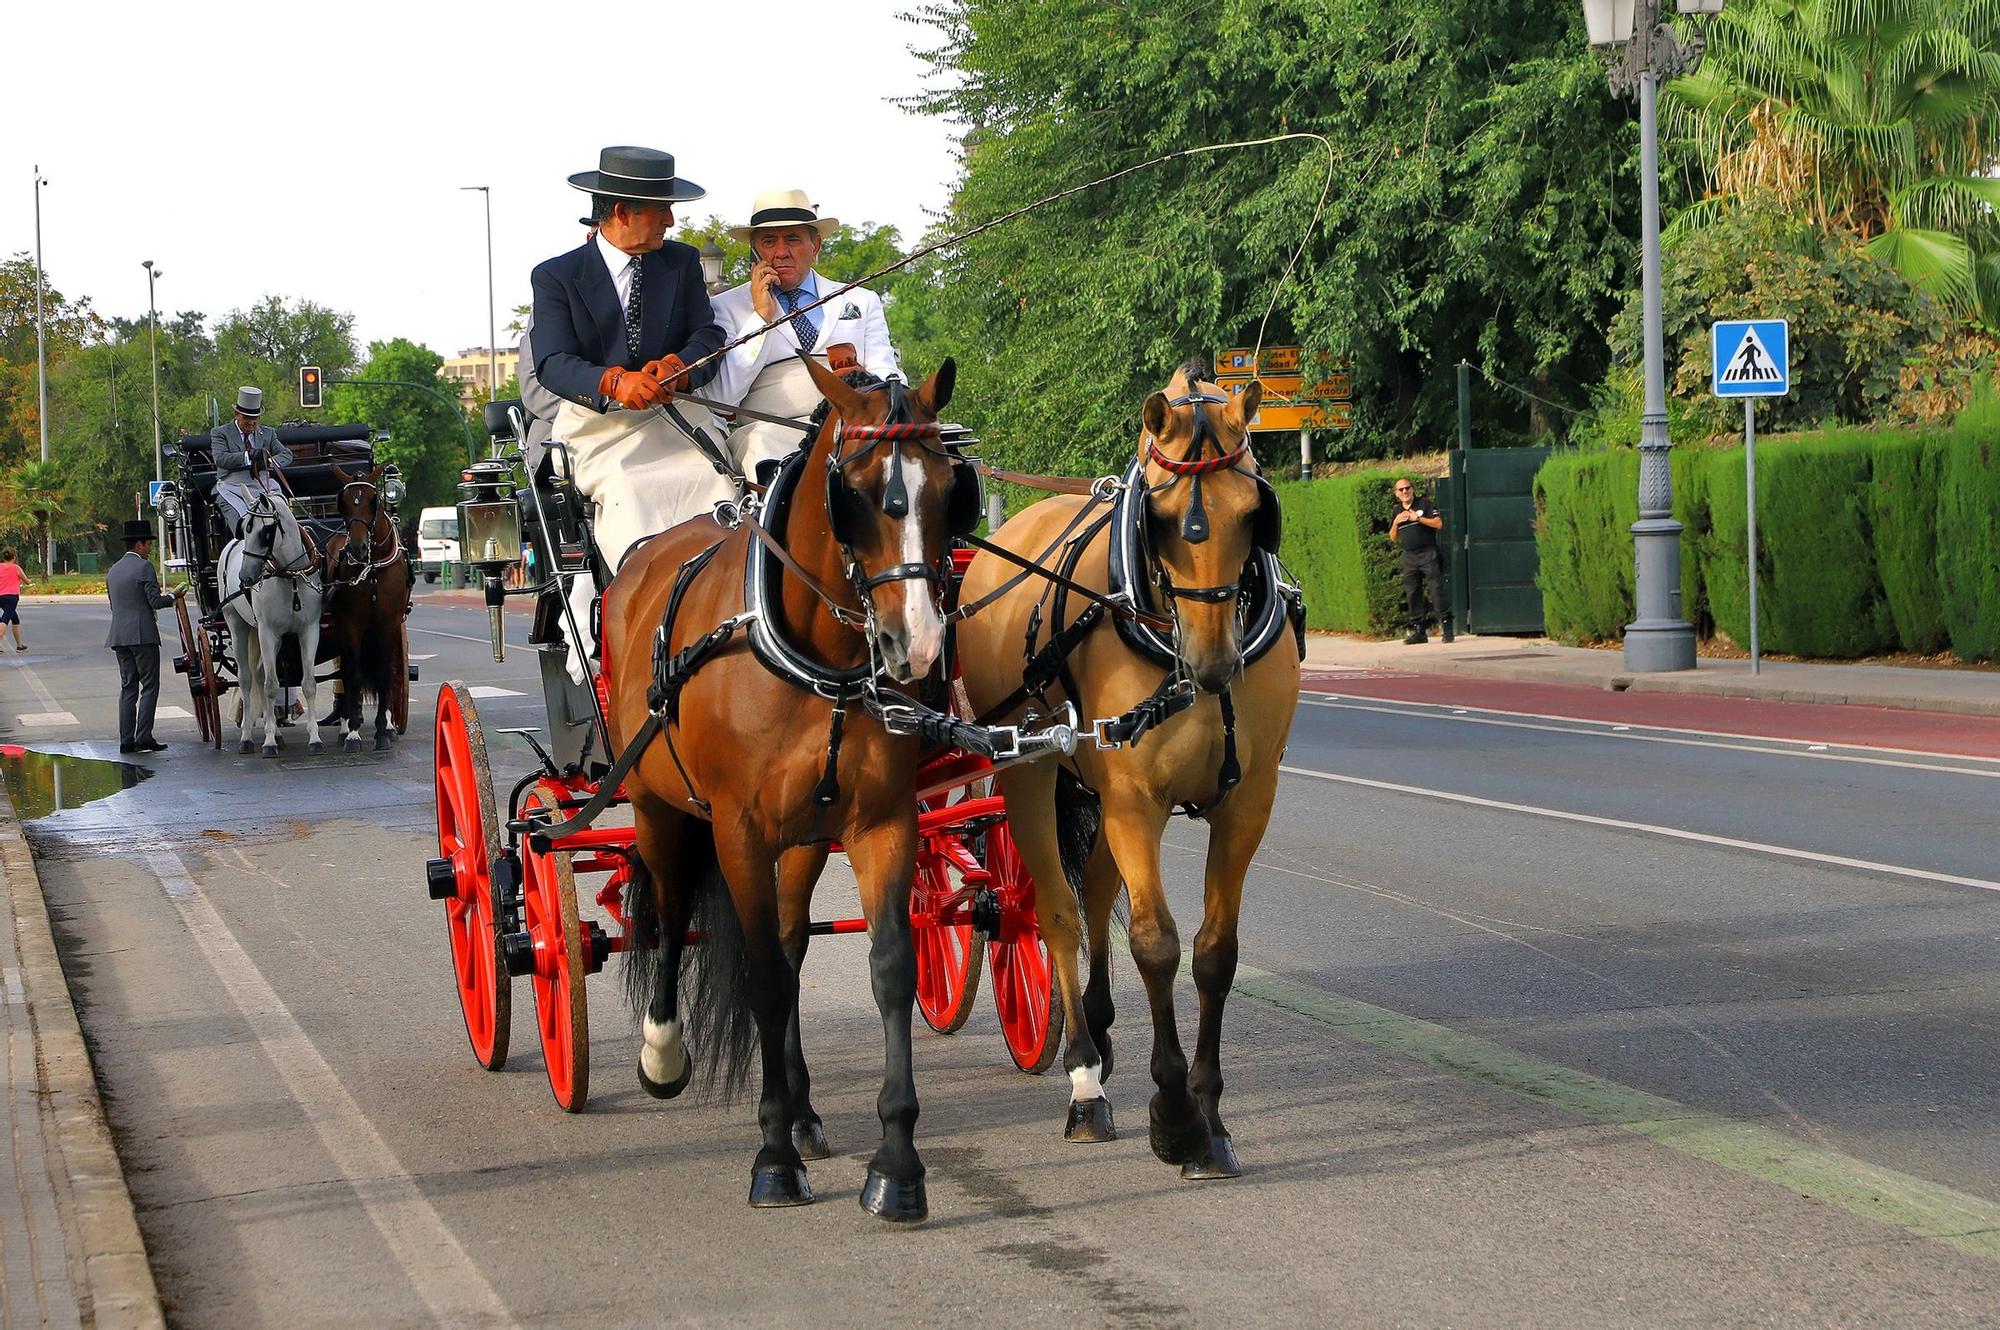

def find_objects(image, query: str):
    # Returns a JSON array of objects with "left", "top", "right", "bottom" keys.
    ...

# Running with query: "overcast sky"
[{"left": 4, "top": 0, "right": 960, "bottom": 359}]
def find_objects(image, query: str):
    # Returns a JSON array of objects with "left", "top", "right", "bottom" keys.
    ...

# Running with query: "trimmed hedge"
[
  {"left": 1536, "top": 403, "right": 2000, "bottom": 661},
  {"left": 1937, "top": 393, "right": 2000, "bottom": 660},
  {"left": 1270, "top": 472, "right": 1405, "bottom": 636},
  {"left": 1869, "top": 431, "right": 1947, "bottom": 654}
]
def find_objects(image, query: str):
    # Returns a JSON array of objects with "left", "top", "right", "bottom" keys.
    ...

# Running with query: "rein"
[{"left": 328, "top": 481, "right": 403, "bottom": 588}]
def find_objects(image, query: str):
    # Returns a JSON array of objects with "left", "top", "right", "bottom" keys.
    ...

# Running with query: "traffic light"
[{"left": 299, "top": 365, "right": 323, "bottom": 409}]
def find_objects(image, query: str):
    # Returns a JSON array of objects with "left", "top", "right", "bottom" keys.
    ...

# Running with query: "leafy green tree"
[
  {"left": 7, "top": 460, "right": 74, "bottom": 573},
  {"left": 896, "top": 0, "right": 1639, "bottom": 470},
  {"left": 210, "top": 296, "right": 358, "bottom": 418},
  {"left": 1667, "top": 0, "right": 2000, "bottom": 319},
  {"left": 676, "top": 219, "right": 911, "bottom": 297},
  {"left": 0, "top": 256, "right": 107, "bottom": 470},
  {"left": 323, "top": 339, "right": 470, "bottom": 509}
]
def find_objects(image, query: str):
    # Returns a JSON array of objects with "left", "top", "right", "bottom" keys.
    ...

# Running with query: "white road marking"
[
  {"left": 15, "top": 712, "right": 77, "bottom": 727},
  {"left": 140, "top": 845, "right": 517, "bottom": 1326},
  {"left": 1301, "top": 693, "right": 2000, "bottom": 779},
  {"left": 466, "top": 686, "right": 523, "bottom": 699},
  {"left": 408, "top": 653, "right": 439, "bottom": 661},
  {"left": 1279, "top": 764, "right": 2000, "bottom": 895},
  {"left": 409, "top": 626, "right": 533, "bottom": 650},
  {"left": 9, "top": 660, "right": 65, "bottom": 712},
  {"left": 155, "top": 705, "right": 193, "bottom": 719}
]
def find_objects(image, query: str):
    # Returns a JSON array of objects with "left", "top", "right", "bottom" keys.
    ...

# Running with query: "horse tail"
[
  {"left": 621, "top": 819, "right": 757, "bottom": 1101},
  {"left": 1053, "top": 766, "right": 1103, "bottom": 905}
]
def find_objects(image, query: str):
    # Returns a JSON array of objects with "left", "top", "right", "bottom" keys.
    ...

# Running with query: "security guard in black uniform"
[{"left": 1390, "top": 478, "right": 1452, "bottom": 644}]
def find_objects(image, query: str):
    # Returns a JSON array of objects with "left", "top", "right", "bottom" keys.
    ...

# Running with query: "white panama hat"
[{"left": 727, "top": 189, "right": 840, "bottom": 243}]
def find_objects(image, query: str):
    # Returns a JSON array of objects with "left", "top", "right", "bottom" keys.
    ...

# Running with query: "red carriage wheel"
[
  {"left": 519, "top": 783, "right": 590, "bottom": 1111},
  {"left": 434, "top": 681, "right": 511, "bottom": 1069},
  {"left": 983, "top": 822, "right": 1063, "bottom": 1074},
  {"left": 912, "top": 831, "right": 983, "bottom": 1034}
]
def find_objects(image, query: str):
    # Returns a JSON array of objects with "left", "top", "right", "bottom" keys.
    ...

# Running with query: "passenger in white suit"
[{"left": 708, "top": 190, "right": 903, "bottom": 473}]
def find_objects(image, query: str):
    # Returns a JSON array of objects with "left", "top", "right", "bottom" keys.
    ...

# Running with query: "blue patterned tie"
[
  {"left": 624, "top": 260, "right": 644, "bottom": 362},
  {"left": 782, "top": 286, "right": 817, "bottom": 353}
]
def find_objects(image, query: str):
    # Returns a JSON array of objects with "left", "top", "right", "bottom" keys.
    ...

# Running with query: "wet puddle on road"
[{"left": 0, "top": 743, "right": 152, "bottom": 820}]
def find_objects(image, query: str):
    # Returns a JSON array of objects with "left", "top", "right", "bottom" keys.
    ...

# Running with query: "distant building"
[{"left": 441, "top": 346, "right": 519, "bottom": 405}]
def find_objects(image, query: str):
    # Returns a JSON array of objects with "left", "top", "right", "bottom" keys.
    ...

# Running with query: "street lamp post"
[
  {"left": 143, "top": 261, "right": 165, "bottom": 567},
  {"left": 463, "top": 186, "right": 497, "bottom": 399},
  {"left": 32, "top": 167, "right": 52, "bottom": 572},
  {"left": 1584, "top": 0, "right": 1719, "bottom": 672},
  {"left": 699, "top": 239, "right": 725, "bottom": 294}
]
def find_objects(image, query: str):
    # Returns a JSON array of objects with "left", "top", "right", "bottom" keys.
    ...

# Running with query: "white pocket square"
[{"left": 837, "top": 302, "right": 863, "bottom": 320}]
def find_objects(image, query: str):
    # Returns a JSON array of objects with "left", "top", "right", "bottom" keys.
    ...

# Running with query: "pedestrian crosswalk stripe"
[
  {"left": 16, "top": 712, "right": 77, "bottom": 727},
  {"left": 156, "top": 705, "right": 193, "bottom": 719},
  {"left": 466, "top": 686, "right": 523, "bottom": 699}
]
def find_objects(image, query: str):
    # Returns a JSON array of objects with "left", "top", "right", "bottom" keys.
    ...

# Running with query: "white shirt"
[{"left": 595, "top": 232, "right": 638, "bottom": 307}]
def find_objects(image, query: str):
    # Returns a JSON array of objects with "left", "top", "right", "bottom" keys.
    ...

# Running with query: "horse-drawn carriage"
[
  {"left": 422, "top": 354, "right": 1302, "bottom": 1223},
  {"left": 157, "top": 422, "right": 416, "bottom": 753}
]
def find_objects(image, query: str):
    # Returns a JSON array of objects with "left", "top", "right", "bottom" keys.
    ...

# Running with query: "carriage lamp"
[
  {"left": 153, "top": 480, "right": 181, "bottom": 526},
  {"left": 381, "top": 464, "right": 406, "bottom": 509},
  {"left": 458, "top": 459, "right": 523, "bottom": 662}
]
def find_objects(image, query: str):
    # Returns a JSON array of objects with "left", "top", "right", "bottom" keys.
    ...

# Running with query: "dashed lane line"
[
  {"left": 1278, "top": 764, "right": 2000, "bottom": 895},
  {"left": 139, "top": 844, "right": 517, "bottom": 1326}
]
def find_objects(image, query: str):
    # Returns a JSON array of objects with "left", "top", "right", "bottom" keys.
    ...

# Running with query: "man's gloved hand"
[
  {"left": 598, "top": 366, "right": 668, "bottom": 410},
  {"left": 641, "top": 355, "right": 691, "bottom": 393}
]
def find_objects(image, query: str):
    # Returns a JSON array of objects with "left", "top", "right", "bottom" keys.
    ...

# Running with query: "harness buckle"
[
  {"left": 988, "top": 725, "right": 1023, "bottom": 760},
  {"left": 1089, "top": 474, "right": 1126, "bottom": 503},
  {"left": 1089, "top": 716, "right": 1126, "bottom": 751}
]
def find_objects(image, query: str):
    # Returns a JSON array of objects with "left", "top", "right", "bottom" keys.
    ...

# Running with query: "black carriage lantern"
[
  {"left": 152, "top": 479, "right": 182, "bottom": 527},
  {"left": 458, "top": 459, "right": 523, "bottom": 662},
  {"left": 380, "top": 463, "right": 407, "bottom": 510}
]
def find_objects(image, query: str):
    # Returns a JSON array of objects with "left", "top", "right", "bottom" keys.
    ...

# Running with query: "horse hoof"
[
  {"left": 1181, "top": 1133, "right": 1242, "bottom": 1181},
  {"left": 1064, "top": 1097, "right": 1116, "bottom": 1143},
  {"left": 309, "top": 741, "right": 323, "bottom": 754},
  {"left": 859, "top": 1169, "right": 927, "bottom": 1224},
  {"left": 262, "top": 745, "right": 280, "bottom": 759},
  {"left": 375, "top": 734, "right": 393, "bottom": 752},
  {"left": 791, "top": 1117, "right": 830, "bottom": 1161},
  {"left": 343, "top": 736, "right": 361, "bottom": 754},
  {"left": 748, "top": 1164, "right": 813, "bottom": 1208},
  {"left": 238, "top": 739, "right": 254, "bottom": 755},
  {"left": 1148, "top": 1109, "right": 1210, "bottom": 1167},
  {"left": 636, "top": 1052, "right": 694, "bottom": 1101}
]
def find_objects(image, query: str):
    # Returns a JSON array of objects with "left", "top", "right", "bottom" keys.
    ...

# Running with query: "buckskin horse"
[
  {"left": 597, "top": 355, "right": 978, "bottom": 1223},
  {"left": 956, "top": 360, "right": 1302, "bottom": 1179},
  {"left": 323, "top": 463, "right": 411, "bottom": 752}
]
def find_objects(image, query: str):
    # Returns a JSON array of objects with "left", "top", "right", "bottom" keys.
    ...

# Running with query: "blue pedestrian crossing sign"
[
  {"left": 147, "top": 480, "right": 170, "bottom": 506},
  {"left": 1712, "top": 319, "right": 1790, "bottom": 397}
]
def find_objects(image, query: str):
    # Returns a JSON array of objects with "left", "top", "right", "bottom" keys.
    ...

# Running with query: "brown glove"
[
  {"left": 825, "top": 343, "right": 862, "bottom": 376},
  {"left": 598, "top": 366, "right": 667, "bottom": 410},
  {"left": 641, "top": 354, "right": 691, "bottom": 393}
]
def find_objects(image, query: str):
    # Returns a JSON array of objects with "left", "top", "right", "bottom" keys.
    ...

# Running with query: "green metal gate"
[{"left": 1435, "top": 446, "right": 1549, "bottom": 635}]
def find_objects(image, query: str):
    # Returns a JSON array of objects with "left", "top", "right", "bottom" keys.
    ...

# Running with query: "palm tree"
[
  {"left": 1666, "top": 0, "right": 2000, "bottom": 319},
  {"left": 8, "top": 461, "right": 73, "bottom": 574}
]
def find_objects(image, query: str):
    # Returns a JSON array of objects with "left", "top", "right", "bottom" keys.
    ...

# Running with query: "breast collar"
[
  {"left": 1106, "top": 458, "right": 1294, "bottom": 670},
  {"left": 742, "top": 447, "right": 871, "bottom": 698}
]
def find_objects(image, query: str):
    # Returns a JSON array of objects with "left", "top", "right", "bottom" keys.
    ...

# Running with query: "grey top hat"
[
  {"left": 234, "top": 386, "right": 264, "bottom": 416},
  {"left": 568, "top": 146, "right": 705, "bottom": 204}
]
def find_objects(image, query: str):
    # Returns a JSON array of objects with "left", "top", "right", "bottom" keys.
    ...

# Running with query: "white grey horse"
[{"left": 219, "top": 492, "right": 326, "bottom": 757}]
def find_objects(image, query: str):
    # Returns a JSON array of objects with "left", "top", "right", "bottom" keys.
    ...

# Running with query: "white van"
[{"left": 416, "top": 506, "right": 459, "bottom": 582}]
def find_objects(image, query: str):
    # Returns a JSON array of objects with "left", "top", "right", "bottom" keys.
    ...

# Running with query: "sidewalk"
[
  {"left": 1, "top": 797, "right": 165, "bottom": 1329},
  {"left": 1303, "top": 632, "right": 2000, "bottom": 717}
]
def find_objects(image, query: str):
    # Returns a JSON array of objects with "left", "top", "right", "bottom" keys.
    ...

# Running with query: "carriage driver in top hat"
[
  {"left": 708, "top": 189, "right": 903, "bottom": 475},
  {"left": 210, "top": 386, "right": 293, "bottom": 589}
]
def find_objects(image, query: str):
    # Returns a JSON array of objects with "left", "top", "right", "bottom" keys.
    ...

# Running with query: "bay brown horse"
[
  {"left": 324, "top": 463, "right": 411, "bottom": 752},
  {"left": 599, "top": 356, "right": 969, "bottom": 1222},
  {"left": 957, "top": 362, "right": 1299, "bottom": 1179}
]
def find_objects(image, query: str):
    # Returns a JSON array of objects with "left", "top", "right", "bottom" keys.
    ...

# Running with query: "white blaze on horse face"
[
  {"left": 898, "top": 454, "right": 944, "bottom": 676},
  {"left": 1070, "top": 1062, "right": 1105, "bottom": 1103},
  {"left": 641, "top": 1015, "right": 687, "bottom": 1086}
]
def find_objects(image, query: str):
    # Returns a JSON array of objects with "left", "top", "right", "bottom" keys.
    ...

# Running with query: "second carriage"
[
  {"left": 155, "top": 422, "right": 417, "bottom": 750},
  {"left": 425, "top": 400, "right": 1071, "bottom": 1112}
]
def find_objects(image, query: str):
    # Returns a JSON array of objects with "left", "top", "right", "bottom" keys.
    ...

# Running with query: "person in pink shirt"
[{"left": 0, "top": 549, "right": 29, "bottom": 650}]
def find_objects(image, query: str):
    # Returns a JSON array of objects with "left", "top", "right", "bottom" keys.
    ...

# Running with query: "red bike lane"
[{"left": 1301, "top": 669, "right": 2000, "bottom": 759}]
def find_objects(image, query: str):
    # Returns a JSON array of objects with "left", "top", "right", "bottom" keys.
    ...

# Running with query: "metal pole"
[
  {"left": 1745, "top": 399, "right": 1759, "bottom": 675},
  {"left": 1457, "top": 359, "right": 1472, "bottom": 451},
  {"left": 1299, "top": 429, "right": 1311, "bottom": 479},
  {"left": 464, "top": 186, "right": 497, "bottom": 399},
  {"left": 1622, "top": 52, "right": 1696, "bottom": 672},
  {"left": 145, "top": 263, "right": 165, "bottom": 569},
  {"left": 33, "top": 167, "right": 52, "bottom": 573}
]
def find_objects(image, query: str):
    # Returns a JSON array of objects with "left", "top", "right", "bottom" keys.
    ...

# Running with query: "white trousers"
[
  {"left": 730, "top": 356, "right": 829, "bottom": 477},
  {"left": 553, "top": 399, "right": 742, "bottom": 682}
]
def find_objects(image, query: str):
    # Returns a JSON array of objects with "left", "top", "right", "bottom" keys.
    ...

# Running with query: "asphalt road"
[{"left": 6, "top": 594, "right": 2000, "bottom": 1327}]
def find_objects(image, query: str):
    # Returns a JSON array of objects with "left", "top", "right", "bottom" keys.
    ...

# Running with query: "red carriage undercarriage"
[{"left": 429, "top": 408, "right": 1068, "bottom": 1113}]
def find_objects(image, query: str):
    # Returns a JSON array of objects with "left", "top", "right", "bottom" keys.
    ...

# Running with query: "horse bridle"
[
  {"left": 329, "top": 478, "right": 402, "bottom": 588},
  {"left": 244, "top": 492, "right": 321, "bottom": 581},
  {"left": 827, "top": 379, "right": 958, "bottom": 594},
  {"left": 1141, "top": 388, "right": 1261, "bottom": 607}
]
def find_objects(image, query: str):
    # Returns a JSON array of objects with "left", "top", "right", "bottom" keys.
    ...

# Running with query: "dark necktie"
[
  {"left": 782, "top": 287, "right": 817, "bottom": 353},
  {"left": 624, "top": 260, "right": 644, "bottom": 362}
]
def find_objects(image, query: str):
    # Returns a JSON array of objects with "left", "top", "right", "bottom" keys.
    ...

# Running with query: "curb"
[{"left": 0, "top": 795, "right": 167, "bottom": 1329}]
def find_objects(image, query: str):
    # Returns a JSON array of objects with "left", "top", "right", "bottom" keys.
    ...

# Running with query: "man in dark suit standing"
[
  {"left": 530, "top": 145, "right": 732, "bottom": 677},
  {"left": 106, "top": 520, "right": 177, "bottom": 754}
]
